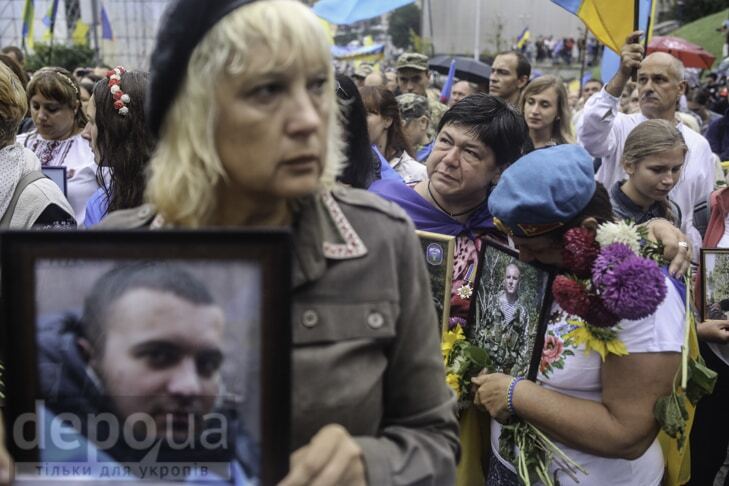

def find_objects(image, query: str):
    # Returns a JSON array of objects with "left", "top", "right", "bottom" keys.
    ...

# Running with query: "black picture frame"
[
  {"left": 416, "top": 230, "right": 455, "bottom": 333},
  {"left": 467, "top": 238, "right": 554, "bottom": 381},
  {"left": 1, "top": 230, "right": 292, "bottom": 485},
  {"left": 700, "top": 248, "right": 729, "bottom": 322}
]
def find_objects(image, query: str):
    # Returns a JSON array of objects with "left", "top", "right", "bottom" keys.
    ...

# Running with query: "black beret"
[{"left": 146, "top": 0, "right": 258, "bottom": 138}]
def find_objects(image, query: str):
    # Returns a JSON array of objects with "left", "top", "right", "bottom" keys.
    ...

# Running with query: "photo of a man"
[
  {"left": 33, "top": 262, "right": 259, "bottom": 483},
  {"left": 471, "top": 247, "right": 550, "bottom": 378}
]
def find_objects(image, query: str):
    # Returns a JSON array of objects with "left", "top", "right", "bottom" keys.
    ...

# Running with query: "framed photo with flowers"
[
  {"left": 416, "top": 230, "right": 455, "bottom": 332},
  {"left": 1, "top": 230, "right": 291, "bottom": 485},
  {"left": 700, "top": 248, "right": 729, "bottom": 321},
  {"left": 467, "top": 239, "right": 553, "bottom": 380}
]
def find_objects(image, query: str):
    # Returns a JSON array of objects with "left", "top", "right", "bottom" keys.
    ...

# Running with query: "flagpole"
[
  {"left": 632, "top": 0, "right": 639, "bottom": 81},
  {"left": 91, "top": 0, "right": 101, "bottom": 65},
  {"left": 48, "top": 1, "right": 57, "bottom": 66},
  {"left": 474, "top": 0, "right": 480, "bottom": 60},
  {"left": 578, "top": 26, "right": 588, "bottom": 93}
]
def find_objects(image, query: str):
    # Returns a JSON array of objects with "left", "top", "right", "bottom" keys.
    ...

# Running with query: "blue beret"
[
  {"left": 147, "top": 0, "right": 258, "bottom": 138},
  {"left": 488, "top": 145, "right": 596, "bottom": 238}
]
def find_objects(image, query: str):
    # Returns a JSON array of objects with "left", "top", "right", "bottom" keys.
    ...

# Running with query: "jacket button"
[
  {"left": 367, "top": 312, "right": 384, "bottom": 329},
  {"left": 301, "top": 309, "right": 319, "bottom": 328}
]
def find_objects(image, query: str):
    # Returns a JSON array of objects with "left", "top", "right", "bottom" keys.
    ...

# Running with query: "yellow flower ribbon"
[
  {"left": 565, "top": 319, "right": 628, "bottom": 361},
  {"left": 446, "top": 373, "right": 461, "bottom": 398},
  {"left": 441, "top": 324, "right": 465, "bottom": 358}
]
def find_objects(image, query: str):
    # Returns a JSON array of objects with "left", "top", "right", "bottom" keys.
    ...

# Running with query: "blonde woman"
[
  {"left": 520, "top": 75, "right": 574, "bottom": 148},
  {"left": 99, "top": 0, "right": 458, "bottom": 484},
  {"left": 611, "top": 119, "right": 686, "bottom": 227}
]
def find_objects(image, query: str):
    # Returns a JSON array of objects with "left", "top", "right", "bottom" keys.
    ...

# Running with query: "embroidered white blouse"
[{"left": 17, "top": 131, "right": 99, "bottom": 224}]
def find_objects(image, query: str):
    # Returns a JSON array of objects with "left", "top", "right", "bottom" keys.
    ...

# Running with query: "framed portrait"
[
  {"left": 467, "top": 239, "right": 553, "bottom": 381},
  {"left": 40, "top": 167, "right": 67, "bottom": 196},
  {"left": 416, "top": 231, "right": 455, "bottom": 331},
  {"left": 1, "top": 230, "right": 291, "bottom": 485},
  {"left": 700, "top": 249, "right": 729, "bottom": 321}
]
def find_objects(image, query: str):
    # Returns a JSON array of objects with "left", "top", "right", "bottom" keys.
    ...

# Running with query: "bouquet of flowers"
[
  {"left": 442, "top": 324, "right": 490, "bottom": 404},
  {"left": 552, "top": 220, "right": 667, "bottom": 360}
]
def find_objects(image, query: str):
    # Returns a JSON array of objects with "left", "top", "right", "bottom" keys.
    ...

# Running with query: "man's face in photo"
[
  {"left": 89, "top": 288, "right": 226, "bottom": 442},
  {"left": 504, "top": 265, "right": 520, "bottom": 297}
]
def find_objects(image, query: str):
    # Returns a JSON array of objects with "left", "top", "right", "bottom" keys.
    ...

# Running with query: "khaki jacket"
[{"left": 99, "top": 185, "right": 459, "bottom": 485}]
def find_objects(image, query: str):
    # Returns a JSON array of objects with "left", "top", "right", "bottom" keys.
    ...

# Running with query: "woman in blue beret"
[{"left": 473, "top": 144, "right": 688, "bottom": 486}]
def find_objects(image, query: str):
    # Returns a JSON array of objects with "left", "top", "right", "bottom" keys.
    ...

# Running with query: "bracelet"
[{"left": 507, "top": 377, "right": 525, "bottom": 416}]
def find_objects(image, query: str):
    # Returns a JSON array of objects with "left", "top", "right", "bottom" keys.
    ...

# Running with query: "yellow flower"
[
  {"left": 565, "top": 320, "right": 628, "bottom": 361},
  {"left": 446, "top": 373, "right": 461, "bottom": 398},
  {"left": 441, "top": 325, "right": 465, "bottom": 357}
]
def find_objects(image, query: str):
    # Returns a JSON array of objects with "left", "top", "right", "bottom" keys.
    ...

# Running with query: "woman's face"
[
  {"left": 426, "top": 123, "right": 501, "bottom": 204},
  {"left": 523, "top": 87, "right": 559, "bottom": 133},
  {"left": 81, "top": 95, "right": 99, "bottom": 164},
  {"left": 366, "top": 112, "right": 390, "bottom": 146},
  {"left": 30, "top": 92, "right": 78, "bottom": 141},
  {"left": 213, "top": 49, "right": 330, "bottom": 200},
  {"left": 625, "top": 146, "right": 685, "bottom": 203}
]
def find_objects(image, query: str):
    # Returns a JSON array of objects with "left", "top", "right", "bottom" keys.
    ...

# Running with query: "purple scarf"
[{"left": 369, "top": 178, "right": 495, "bottom": 237}]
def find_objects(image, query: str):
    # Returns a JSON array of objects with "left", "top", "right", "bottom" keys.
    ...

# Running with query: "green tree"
[
  {"left": 388, "top": 3, "right": 420, "bottom": 49},
  {"left": 26, "top": 43, "right": 96, "bottom": 72}
]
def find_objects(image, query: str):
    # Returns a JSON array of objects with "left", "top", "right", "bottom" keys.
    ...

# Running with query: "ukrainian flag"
[
  {"left": 551, "top": 0, "right": 653, "bottom": 53},
  {"left": 516, "top": 27, "right": 530, "bottom": 50},
  {"left": 21, "top": 0, "right": 35, "bottom": 50}
]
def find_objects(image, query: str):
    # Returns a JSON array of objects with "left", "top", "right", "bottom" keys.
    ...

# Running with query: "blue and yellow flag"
[
  {"left": 100, "top": 4, "right": 114, "bottom": 40},
  {"left": 551, "top": 0, "right": 653, "bottom": 53},
  {"left": 516, "top": 27, "right": 530, "bottom": 49},
  {"left": 21, "top": 0, "right": 35, "bottom": 50},
  {"left": 41, "top": 0, "right": 60, "bottom": 42}
]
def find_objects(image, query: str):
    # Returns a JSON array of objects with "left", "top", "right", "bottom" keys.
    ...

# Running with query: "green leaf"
[
  {"left": 685, "top": 358, "right": 718, "bottom": 405},
  {"left": 654, "top": 394, "right": 687, "bottom": 440}
]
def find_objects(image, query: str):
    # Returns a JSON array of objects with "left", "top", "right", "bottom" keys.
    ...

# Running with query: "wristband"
[{"left": 507, "top": 376, "right": 524, "bottom": 416}]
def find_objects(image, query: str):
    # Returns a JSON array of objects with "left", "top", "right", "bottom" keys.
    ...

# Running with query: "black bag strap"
[{"left": 0, "top": 171, "right": 46, "bottom": 228}]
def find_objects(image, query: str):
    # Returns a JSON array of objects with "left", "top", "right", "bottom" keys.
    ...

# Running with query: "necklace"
[{"left": 427, "top": 181, "right": 486, "bottom": 218}]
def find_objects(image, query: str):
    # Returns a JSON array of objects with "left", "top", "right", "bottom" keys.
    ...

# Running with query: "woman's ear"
[
  {"left": 383, "top": 117, "right": 393, "bottom": 129},
  {"left": 580, "top": 216, "right": 599, "bottom": 235},
  {"left": 623, "top": 161, "right": 635, "bottom": 176}
]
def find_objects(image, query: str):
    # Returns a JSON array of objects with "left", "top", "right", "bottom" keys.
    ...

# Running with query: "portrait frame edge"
[
  {"left": 0, "top": 229, "right": 292, "bottom": 486},
  {"left": 415, "top": 230, "right": 456, "bottom": 335},
  {"left": 467, "top": 237, "right": 555, "bottom": 382}
]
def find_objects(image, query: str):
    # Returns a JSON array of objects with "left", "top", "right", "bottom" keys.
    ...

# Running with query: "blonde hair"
[
  {"left": 146, "top": 0, "right": 343, "bottom": 227},
  {"left": 623, "top": 119, "right": 687, "bottom": 166},
  {"left": 519, "top": 75, "right": 574, "bottom": 144},
  {"left": 0, "top": 62, "right": 27, "bottom": 146}
]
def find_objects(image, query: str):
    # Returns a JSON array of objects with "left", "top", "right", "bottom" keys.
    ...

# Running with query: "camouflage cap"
[
  {"left": 396, "top": 93, "right": 429, "bottom": 120},
  {"left": 353, "top": 63, "right": 374, "bottom": 78},
  {"left": 396, "top": 53, "right": 428, "bottom": 71}
]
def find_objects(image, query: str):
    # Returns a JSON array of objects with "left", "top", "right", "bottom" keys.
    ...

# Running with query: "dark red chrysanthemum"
[
  {"left": 584, "top": 295, "right": 620, "bottom": 328},
  {"left": 562, "top": 227, "right": 600, "bottom": 278},
  {"left": 552, "top": 275, "right": 591, "bottom": 317}
]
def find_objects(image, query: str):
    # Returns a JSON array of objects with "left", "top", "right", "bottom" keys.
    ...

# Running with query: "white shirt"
[
  {"left": 491, "top": 277, "right": 686, "bottom": 485},
  {"left": 17, "top": 131, "right": 98, "bottom": 224},
  {"left": 390, "top": 151, "right": 427, "bottom": 184},
  {"left": 579, "top": 88, "right": 715, "bottom": 238}
]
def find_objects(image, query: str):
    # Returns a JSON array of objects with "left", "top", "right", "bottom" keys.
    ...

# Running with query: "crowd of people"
[{"left": 0, "top": 0, "right": 727, "bottom": 485}]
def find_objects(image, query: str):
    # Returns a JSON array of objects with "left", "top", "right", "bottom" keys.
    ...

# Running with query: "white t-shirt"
[
  {"left": 17, "top": 131, "right": 98, "bottom": 224},
  {"left": 389, "top": 151, "right": 427, "bottom": 184},
  {"left": 491, "top": 276, "right": 686, "bottom": 486}
]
